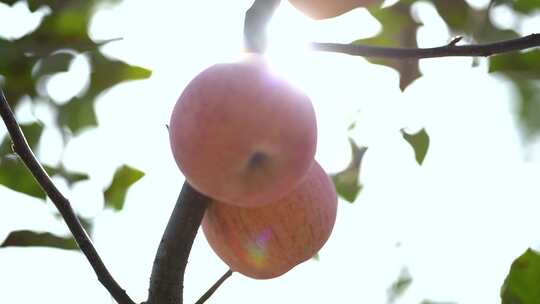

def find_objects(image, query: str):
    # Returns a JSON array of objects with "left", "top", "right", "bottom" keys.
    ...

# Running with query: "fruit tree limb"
[
  {"left": 146, "top": 182, "right": 211, "bottom": 304},
  {"left": 0, "top": 89, "right": 136, "bottom": 304},
  {"left": 195, "top": 269, "right": 233, "bottom": 304},
  {"left": 312, "top": 33, "right": 540, "bottom": 58}
]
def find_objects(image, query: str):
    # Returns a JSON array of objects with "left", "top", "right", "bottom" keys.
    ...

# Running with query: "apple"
[
  {"left": 288, "top": 0, "right": 379, "bottom": 20},
  {"left": 169, "top": 56, "right": 317, "bottom": 207},
  {"left": 202, "top": 162, "right": 338, "bottom": 279}
]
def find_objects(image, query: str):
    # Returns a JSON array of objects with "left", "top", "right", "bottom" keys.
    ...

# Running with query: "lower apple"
[{"left": 202, "top": 161, "right": 338, "bottom": 279}]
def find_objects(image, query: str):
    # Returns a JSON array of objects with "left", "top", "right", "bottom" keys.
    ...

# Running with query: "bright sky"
[{"left": 1, "top": 1, "right": 540, "bottom": 303}]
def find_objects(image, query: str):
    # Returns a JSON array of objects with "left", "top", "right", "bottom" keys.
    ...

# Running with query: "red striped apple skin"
[
  {"left": 202, "top": 162, "right": 337, "bottom": 279},
  {"left": 169, "top": 56, "right": 317, "bottom": 207}
]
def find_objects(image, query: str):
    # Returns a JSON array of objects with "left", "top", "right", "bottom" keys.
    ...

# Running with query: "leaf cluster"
[{"left": 0, "top": 0, "right": 149, "bottom": 249}]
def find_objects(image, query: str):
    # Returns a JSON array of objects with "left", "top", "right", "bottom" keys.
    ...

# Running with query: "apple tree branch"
[
  {"left": 145, "top": 183, "right": 211, "bottom": 304},
  {"left": 312, "top": 33, "right": 540, "bottom": 58},
  {"left": 0, "top": 89, "right": 136, "bottom": 304}
]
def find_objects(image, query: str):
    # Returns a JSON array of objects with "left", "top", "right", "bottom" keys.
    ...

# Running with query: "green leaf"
[
  {"left": 52, "top": 213, "right": 94, "bottom": 236},
  {"left": 489, "top": 51, "right": 540, "bottom": 139},
  {"left": 514, "top": 79, "right": 540, "bottom": 139},
  {"left": 57, "top": 96, "right": 98, "bottom": 134},
  {"left": 387, "top": 268, "right": 413, "bottom": 304},
  {"left": 17, "top": 5, "right": 96, "bottom": 57},
  {"left": 77, "top": 215, "right": 94, "bottom": 236},
  {"left": 43, "top": 164, "right": 89, "bottom": 186},
  {"left": 0, "top": 124, "right": 87, "bottom": 199},
  {"left": 425, "top": 0, "right": 519, "bottom": 42},
  {"left": 355, "top": 2, "right": 421, "bottom": 90},
  {"left": 33, "top": 51, "right": 75, "bottom": 79},
  {"left": 0, "top": 40, "right": 39, "bottom": 107},
  {"left": 0, "top": 230, "right": 77, "bottom": 250},
  {"left": 489, "top": 50, "right": 540, "bottom": 79},
  {"left": 501, "top": 248, "right": 540, "bottom": 304},
  {"left": 0, "top": 122, "right": 46, "bottom": 199},
  {"left": 0, "top": 122, "right": 44, "bottom": 155},
  {"left": 331, "top": 140, "right": 367, "bottom": 203},
  {"left": 401, "top": 128, "right": 430, "bottom": 165},
  {"left": 88, "top": 52, "right": 152, "bottom": 93},
  {"left": 19, "top": 122, "right": 44, "bottom": 150},
  {"left": 0, "top": 0, "right": 19, "bottom": 6},
  {"left": 103, "top": 165, "right": 145, "bottom": 211},
  {"left": 429, "top": 0, "right": 471, "bottom": 33},
  {"left": 26, "top": 0, "right": 44, "bottom": 12},
  {"left": 55, "top": 52, "right": 151, "bottom": 134},
  {"left": 60, "top": 170, "right": 88, "bottom": 185},
  {"left": 513, "top": 0, "right": 540, "bottom": 14},
  {"left": 0, "top": 155, "right": 45, "bottom": 199}
]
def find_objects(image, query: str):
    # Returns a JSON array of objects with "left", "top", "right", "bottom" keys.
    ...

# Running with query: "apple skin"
[
  {"left": 288, "top": 0, "right": 379, "bottom": 20},
  {"left": 202, "top": 162, "right": 337, "bottom": 279},
  {"left": 169, "top": 56, "right": 317, "bottom": 207}
]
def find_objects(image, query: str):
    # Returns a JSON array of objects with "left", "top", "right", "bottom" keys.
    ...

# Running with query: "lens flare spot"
[{"left": 243, "top": 228, "right": 273, "bottom": 267}]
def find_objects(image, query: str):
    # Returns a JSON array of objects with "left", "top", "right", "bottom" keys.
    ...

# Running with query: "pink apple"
[
  {"left": 202, "top": 162, "right": 338, "bottom": 279},
  {"left": 169, "top": 56, "right": 317, "bottom": 207}
]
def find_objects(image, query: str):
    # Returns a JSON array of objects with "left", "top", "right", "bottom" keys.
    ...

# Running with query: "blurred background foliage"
[
  {"left": 355, "top": 0, "right": 540, "bottom": 140},
  {"left": 0, "top": 0, "right": 149, "bottom": 249},
  {"left": 0, "top": 0, "right": 539, "bottom": 303}
]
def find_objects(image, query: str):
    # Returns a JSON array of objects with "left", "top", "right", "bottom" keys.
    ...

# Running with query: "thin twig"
[
  {"left": 0, "top": 89, "right": 135, "bottom": 304},
  {"left": 146, "top": 183, "right": 211, "bottom": 304},
  {"left": 312, "top": 33, "right": 540, "bottom": 58},
  {"left": 448, "top": 36, "right": 463, "bottom": 47},
  {"left": 195, "top": 269, "right": 233, "bottom": 304}
]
